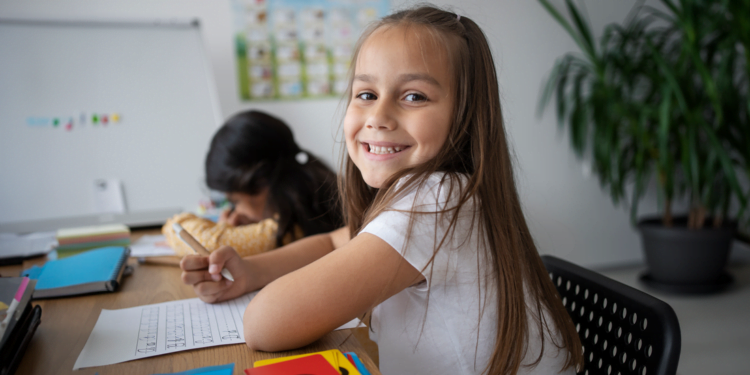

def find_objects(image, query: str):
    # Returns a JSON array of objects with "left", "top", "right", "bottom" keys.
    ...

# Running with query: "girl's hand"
[{"left": 180, "top": 246, "right": 252, "bottom": 303}]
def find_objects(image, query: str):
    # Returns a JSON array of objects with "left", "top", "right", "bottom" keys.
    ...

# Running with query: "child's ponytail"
[{"left": 206, "top": 110, "right": 342, "bottom": 246}]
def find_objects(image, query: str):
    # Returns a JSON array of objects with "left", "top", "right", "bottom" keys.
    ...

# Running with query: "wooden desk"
[{"left": 0, "top": 230, "right": 381, "bottom": 375}]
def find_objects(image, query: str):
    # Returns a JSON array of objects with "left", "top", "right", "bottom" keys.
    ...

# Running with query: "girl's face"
[
  {"left": 344, "top": 25, "right": 455, "bottom": 188},
  {"left": 224, "top": 189, "right": 269, "bottom": 226}
]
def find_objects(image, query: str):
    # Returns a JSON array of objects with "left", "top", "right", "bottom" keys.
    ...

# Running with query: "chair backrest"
[{"left": 542, "top": 255, "right": 681, "bottom": 375}]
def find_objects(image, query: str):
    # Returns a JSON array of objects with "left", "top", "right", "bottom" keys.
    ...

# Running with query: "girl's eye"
[
  {"left": 356, "top": 92, "right": 377, "bottom": 101},
  {"left": 404, "top": 93, "right": 427, "bottom": 102}
]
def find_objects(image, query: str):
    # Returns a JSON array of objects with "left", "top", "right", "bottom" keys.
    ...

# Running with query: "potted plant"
[{"left": 537, "top": 0, "right": 749, "bottom": 293}]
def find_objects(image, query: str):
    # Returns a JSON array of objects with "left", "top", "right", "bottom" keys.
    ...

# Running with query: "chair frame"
[{"left": 542, "top": 255, "right": 681, "bottom": 375}]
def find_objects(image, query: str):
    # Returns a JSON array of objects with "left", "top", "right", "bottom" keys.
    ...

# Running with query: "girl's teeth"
[{"left": 368, "top": 145, "right": 403, "bottom": 154}]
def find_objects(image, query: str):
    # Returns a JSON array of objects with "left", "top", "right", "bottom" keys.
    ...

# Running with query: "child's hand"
[{"left": 180, "top": 246, "right": 249, "bottom": 303}]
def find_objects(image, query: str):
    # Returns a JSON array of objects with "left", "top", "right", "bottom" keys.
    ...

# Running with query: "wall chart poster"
[{"left": 232, "top": 0, "right": 390, "bottom": 101}]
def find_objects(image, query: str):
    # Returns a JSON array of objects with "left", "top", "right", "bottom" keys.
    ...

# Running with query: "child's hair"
[
  {"left": 206, "top": 110, "right": 342, "bottom": 246},
  {"left": 339, "top": 5, "right": 583, "bottom": 375}
]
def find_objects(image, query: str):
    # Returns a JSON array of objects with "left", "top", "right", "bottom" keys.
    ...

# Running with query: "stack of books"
[
  {"left": 0, "top": 277, "right": 41, "bottom": 375},
  {"left": 55, "top": 224, "right": 130, "bottom": 258}
]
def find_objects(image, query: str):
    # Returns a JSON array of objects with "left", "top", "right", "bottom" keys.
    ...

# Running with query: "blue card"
[{"left": 152, "top": 363, "right": 234, "bottom": 375}]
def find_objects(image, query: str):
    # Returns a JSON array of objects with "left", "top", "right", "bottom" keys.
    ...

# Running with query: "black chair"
[{"left": 542, "top": 255, "right": 681, "bottom": 375}]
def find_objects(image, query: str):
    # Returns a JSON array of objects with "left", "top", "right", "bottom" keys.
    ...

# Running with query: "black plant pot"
[{"left": 637, "top": 216, "right": 735, "bottom": 294}]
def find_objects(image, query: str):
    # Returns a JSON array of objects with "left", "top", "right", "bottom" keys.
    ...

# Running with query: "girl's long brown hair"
[{"left": 338, "top": 5, "right": 583, "bottom": 375}]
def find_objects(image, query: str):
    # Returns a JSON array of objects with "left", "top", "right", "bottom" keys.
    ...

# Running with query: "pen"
[
  {"left": 172, "top": 223, "right": 235, "bottom": 282},
  {"left": 0, "top": 277, "right": 30, "bottom": 337}
]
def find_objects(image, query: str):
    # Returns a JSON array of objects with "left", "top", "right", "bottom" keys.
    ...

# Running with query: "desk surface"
[{"left": 0, "top": 230, "right": 381, "bottom": 375}]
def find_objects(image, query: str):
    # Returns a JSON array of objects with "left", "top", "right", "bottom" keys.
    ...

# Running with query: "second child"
[{"left": 163, "top": 110, "right": 341, "bottom": 257}]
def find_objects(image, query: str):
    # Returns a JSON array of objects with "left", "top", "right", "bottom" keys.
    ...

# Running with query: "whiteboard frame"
[{"left": 0, "top": 17, "right": 223, "bottom": 233}]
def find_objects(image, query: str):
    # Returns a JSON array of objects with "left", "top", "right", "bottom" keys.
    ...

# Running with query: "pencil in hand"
[{"left": 172, "top": 223, "right": 235, "bottom": 282}]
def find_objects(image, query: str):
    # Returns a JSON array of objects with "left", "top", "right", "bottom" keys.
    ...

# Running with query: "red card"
[{"left": 244, "top": 354, "right": 341, "bottom": 375}]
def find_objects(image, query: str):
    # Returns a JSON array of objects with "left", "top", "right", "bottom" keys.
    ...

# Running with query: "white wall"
[{"left": 0, "top": 0, "right": 662, "bottom": 268}]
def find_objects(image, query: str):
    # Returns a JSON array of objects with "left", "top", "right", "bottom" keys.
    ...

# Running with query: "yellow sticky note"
[{"left": 255, "top": 349, "right": 360, "bottom": 375}]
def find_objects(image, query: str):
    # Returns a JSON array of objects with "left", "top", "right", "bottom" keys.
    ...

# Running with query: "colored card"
[
  {"left": 245, "top": 354, "right": 339, "bottom": 375},
  {"left": 153, "top": 363, "right": 234, "bottom": 375},
  {"left": 254, "top": 349, "right": 360, "bottom": 375},
  {"left": 343, "top": 352, "right": 371, "bottom": 375}
]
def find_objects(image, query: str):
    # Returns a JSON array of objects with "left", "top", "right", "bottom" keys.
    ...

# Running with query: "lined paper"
[{"left": 74, "top": 292, "right": 360, "bottom": 369}]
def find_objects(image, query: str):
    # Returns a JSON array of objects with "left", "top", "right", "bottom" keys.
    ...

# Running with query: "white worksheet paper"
[
  {"left": 129, "top": 234, "right": 176, "bottom": 257},
  {"left": 73, "top": 292, "right": 361, "bottom": 370}
]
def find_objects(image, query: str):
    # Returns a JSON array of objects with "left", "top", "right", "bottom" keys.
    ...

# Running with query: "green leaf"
[
  {"left": 702, "top": 124, "right": 748, "bottom": 208},
  {"left": 687, "top": 44, "right": 724, "bottom": 125},
  {"left": 538, "top": 0, "right": 597, "bottom": 62},
  {"left": 555, "top": 60, "right": 571, "bottom": 127},
  {"left": 657, "top": 86, "right": 672, "bottom": 189},
  {"left": 688, "top": 123, "right": 700, "bottom": 204},
  {"left": 537, "top": 57, "right": 565, "bottom": 118},
  {"left": 564, "top": 0, "right": 597, "bottom": 60}
]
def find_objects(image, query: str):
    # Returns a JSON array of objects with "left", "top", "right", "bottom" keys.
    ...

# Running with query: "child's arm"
[
  {"left": 163, "top": 213, "right": 277, "bottom": 257},
  {"left": 242, "top": 232, "right": 425, "bottom": 352},
  {"left": 180, "top": 227, "right": 351, "bottom": 303}
]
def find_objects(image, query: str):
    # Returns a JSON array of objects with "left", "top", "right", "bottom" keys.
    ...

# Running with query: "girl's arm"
[
  {"left": 242, "top": 232, "right": 425, "bottom": 352},
  {"left": 164, "top": 213, "right": 277, "bottom": 257},
  {"left": 181, "top": 227, "right": 351, "bottom": 303}
]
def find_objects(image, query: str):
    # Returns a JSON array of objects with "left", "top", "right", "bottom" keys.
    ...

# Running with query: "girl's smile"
[
  {"left": 344, "top": 25, "right": 455, "bottom": 188},
  {"left": 362, "top": 141, "right": 411, "bottom": 159}
]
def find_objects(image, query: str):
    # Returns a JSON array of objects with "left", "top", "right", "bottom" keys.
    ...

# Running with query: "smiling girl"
[{"left": 180, "top": 6, "right": 582, "bottom": 375}]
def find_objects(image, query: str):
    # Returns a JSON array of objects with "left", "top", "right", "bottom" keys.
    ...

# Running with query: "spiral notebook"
[{"left": 21, "top": 246, "right": 130, "bottom": 299}]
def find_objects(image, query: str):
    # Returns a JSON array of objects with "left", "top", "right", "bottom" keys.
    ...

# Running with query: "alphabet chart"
[{"left": 74, "top": 292, "right": 360, "bottom": 369}]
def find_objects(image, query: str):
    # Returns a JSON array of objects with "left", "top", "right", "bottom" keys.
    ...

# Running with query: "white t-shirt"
[{"left": 361, "top": 173, "right": 575, "bottom": 375}]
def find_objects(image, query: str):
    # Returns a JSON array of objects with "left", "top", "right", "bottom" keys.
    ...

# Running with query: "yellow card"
[{"left": 254, "top": 349, "right": 360, "bottom": 375}]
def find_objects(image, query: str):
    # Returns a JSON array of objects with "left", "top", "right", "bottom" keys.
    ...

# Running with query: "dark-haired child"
[{"left": 163, "top": 110, "right": 341, "bottom": 257}]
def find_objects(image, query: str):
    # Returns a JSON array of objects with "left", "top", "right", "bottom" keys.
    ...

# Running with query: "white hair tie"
[
  {"left": 295, "top": 151, "right": 309, "bottom": 165},
  {"left": 457, "top": 14, "right": 461, "bottom": 22}
]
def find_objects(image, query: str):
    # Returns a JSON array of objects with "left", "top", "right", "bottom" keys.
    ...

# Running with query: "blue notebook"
[{"left": 21, "top": 246, "right": 130, "bottom": 299}]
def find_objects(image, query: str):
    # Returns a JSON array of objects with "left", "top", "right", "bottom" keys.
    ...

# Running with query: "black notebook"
[
  {"left": 0, "top": 277, "right": 41, "bottom": 375},
  {"left": 0, "top": 304, "right": 41, "bottom": 375}
]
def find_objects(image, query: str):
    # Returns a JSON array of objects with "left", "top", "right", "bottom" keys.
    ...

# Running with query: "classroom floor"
[{"left": 597, "top": 257, "right": 750, "bottom": 375}]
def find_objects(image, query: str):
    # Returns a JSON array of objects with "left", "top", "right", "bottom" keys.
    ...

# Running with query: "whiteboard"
[{"left": 0, "top": 19, "right": 222, "bottom": 233}]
